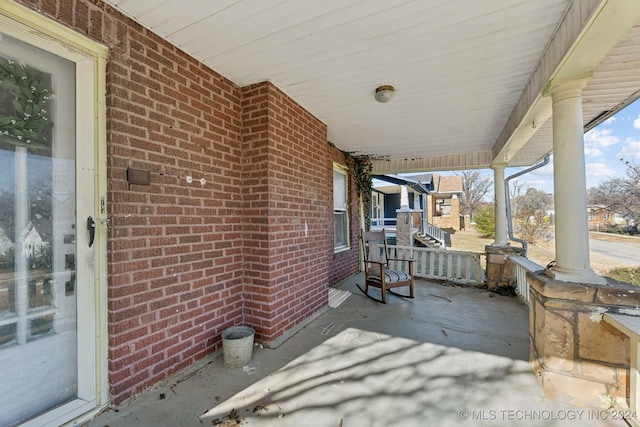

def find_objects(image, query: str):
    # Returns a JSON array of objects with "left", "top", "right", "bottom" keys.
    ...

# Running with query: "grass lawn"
[
  {"left": 607, "top": 267, "right": 640, "bottom": 285},
  {"left": 448, "top": 226, "right": 640, "bottom": 286}
]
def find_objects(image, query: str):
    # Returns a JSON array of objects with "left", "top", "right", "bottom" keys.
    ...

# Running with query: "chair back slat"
[{"left": 362, "top": 230, "right": 388, "bottom": 264}]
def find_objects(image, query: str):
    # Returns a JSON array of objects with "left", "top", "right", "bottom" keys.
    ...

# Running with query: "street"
[{"left": 589, "top": 232, "right": 640, "bottom": 267}]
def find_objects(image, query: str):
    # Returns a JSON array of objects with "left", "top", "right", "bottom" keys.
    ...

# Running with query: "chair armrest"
[
  {"left": 387, "top": 258, "right": 415, "bottom": 263},
  {"left": 364, "top": 260, "right": 386, "bottom": 276}
]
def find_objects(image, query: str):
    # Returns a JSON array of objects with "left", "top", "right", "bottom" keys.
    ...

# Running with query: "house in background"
[
  {"left": 19, "top": 222, "right": 48, "bottom": 260},
  {"left": 587, "top": 205, "right": 626, "bottom": 231},
  {"left": 371, "top": 174, "right": 430, "bottom": 228},
  {"left": 372, "top": 173, "right": 464, "bottom": 233},
  {"left": 422, "top": 174, "right": 464, "bottom": 231}
]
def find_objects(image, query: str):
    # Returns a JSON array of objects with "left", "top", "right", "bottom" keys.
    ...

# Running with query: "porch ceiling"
[{"left": 103, "top": 0, "right": 640, "bottom": 172}]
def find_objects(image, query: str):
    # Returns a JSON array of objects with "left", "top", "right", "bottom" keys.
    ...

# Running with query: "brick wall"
[
  {"left": 17, "top": 0, "right": 338, "bottom": 404},
  {"left": 241, "top": 82, "right": 330, "bottom": 342},
  {"left": 587, "top": 208, "right": 618, "bottom": 231},
  {"left": 102, "top": 5, "right": 247, "bottom": 403},
  {"left": 429, "top": 194, "right": 462, "bottom": 230},
  {"left": 329, "top": 148, "right": 361, "bottom": 286}
]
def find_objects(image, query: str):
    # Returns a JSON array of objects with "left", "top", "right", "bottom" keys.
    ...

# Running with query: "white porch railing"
[
  {"left": 387, "top": 245, "right": 485, "bottom": 285},
  {"left": 509, "top": 255, "right": 545, "bottom": 304},
  {"left": 372, "top": 217, "right": 448, "bottom": 246},
  {"left": 422, "top": 223, "right": 447, "bottom": 246},
  {"left": 370, "top": 217, "right": 397, "bottom": 229}
]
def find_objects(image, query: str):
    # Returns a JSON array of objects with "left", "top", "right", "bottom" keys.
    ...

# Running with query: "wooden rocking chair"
[{"left": 359, "top": 230, "right": 415, "bottom": 303}]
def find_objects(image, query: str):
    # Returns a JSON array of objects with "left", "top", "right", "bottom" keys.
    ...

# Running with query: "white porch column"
[
  {"left": 547, "top": 78, "right": 605, "bottom": 284},
  {"left": 396, "top": 185, "right": 413, "bottom": 254},
  {"left": 413, "top": 192, "right": 420, "bottom": 210},
  {"left": 399, "top": 185, "right": 410, "bottom": 210},
  {"left": 492, "top": 164, "right": 508, "bottom": 246}
]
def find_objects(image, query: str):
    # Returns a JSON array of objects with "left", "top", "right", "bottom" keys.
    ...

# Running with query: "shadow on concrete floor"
[{"left": 87, "top": 274, "right": 623, "bottom": 427}]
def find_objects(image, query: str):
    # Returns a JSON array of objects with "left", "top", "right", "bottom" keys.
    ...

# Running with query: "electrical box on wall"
[{"left": 127, "top": 168, "right": 150, "bottom": 186}]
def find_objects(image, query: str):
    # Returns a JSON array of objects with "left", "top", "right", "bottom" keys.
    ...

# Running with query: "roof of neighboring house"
[
  {"left": 372, "top": 173, "right": 463, "bottom": 195},
  {"left": 588, "top": 205, "right": 612, "bottom": 211},
  {"left": 373, "top": 174, "right": 431, "bottom": 194},
  {"left": 433, "top": 175, "right": 463, "bottom": 194},
  {"left": 587, "top": 205, "right": 625, "bottom": 216},
  {"left": 409, "top": 173, "right": 463, "bottom": 194}
]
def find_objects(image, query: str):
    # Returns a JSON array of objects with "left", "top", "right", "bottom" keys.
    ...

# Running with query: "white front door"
[{"left": 0, "top": 13, "right": 104, "bottom": 427}]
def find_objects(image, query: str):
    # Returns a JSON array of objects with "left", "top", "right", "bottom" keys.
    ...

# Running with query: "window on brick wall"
[
  {"left": 435, "top": 198, "right": 451, "bottom": 216},
  {"left": 333, "top": 165, "right": 349, "bottom": 252}
]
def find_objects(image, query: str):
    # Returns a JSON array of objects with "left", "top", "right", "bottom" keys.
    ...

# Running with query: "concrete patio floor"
[{"left": 87, "top": 275, "right": 626, "bottom": 427}]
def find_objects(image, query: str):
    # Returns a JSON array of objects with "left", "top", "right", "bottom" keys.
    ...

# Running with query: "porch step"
[{"left": 414, "top": 233, "right": 443, "bottom": 248}]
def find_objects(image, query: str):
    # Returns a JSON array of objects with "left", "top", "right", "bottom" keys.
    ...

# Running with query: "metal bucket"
[{"left": 221, "top": 326, "right": 255, "bottom": 367}]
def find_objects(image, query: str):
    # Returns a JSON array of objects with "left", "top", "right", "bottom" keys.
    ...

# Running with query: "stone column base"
[
  {"left": 545, "top": 267, "right": 607, "bottom": 285},
  {"left": 396, "top": 210, "right": 415, "bottom": 248},
  {"left": 484, "top": 244, "right": 524, "bottom": 290},
  {"left": 528, "top": 271, "right": 634, "bottom": 408}
]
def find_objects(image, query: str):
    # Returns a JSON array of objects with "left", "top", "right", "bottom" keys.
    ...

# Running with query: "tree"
[
  {"left": 514, "top": 188, "right": 551, "bottom": 222},
  {"left": 473, "top": 205, "right": 495, "bottom": 238},
  {"left": 618, "top": 161, "right": 640, "bottom": 223},
  {"left": 509, "top": 179, "right": 523, "bottom": 199},
  {"left": 589, "top": 160, "right": 640, "bottom": 224},
  {"left": 511, "top": 187, "right": 552, "bottom": 244},
  {"left": 0, "top": 188, "right": 14, "bottom": 243},
  {"left": 457, "top": 170, "right": 492, "bottom": 220}
]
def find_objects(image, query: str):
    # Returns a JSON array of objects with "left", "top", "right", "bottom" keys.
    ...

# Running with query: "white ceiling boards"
[{"left": 103, "top": 0, "right": 640, "bottom": 172}]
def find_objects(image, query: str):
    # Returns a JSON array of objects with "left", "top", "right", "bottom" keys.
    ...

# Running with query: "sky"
[{"left": 503, "top": 97, "right": 640, "bottom": 196}]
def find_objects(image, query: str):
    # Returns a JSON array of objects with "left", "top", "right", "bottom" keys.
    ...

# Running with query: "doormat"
[{"left": 328, "top": 288, "right": 351, "bottom": 308}]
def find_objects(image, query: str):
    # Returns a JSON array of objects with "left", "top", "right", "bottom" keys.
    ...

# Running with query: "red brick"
[{"left": 15, "top": 0, "right": 359, "bottom": 406}]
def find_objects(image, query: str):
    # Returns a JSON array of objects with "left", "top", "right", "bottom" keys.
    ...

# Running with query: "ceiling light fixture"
[{"left": 375, "top": 85, "right": 395, "bottom": 103}]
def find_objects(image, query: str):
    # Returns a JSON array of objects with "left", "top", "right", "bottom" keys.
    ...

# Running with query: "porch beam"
[
  {"left": 493, "top": 0, "right": 640, "bottom": 165},
  {"left": 371, "top": 150, "right": 493, "bottom": 173}
]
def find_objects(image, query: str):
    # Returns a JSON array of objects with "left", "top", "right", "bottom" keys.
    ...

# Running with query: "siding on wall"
[{"left": 16, "top": 0, "right": 358, "bottom": 405}]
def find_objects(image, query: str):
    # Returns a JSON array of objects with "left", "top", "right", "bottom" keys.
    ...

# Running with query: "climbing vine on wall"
[
  {"left": 0, "top": 57, "right": 53, "bottom": 150},
  {"left": 342, "top": 150, "right": 384, "bottom": 232}
]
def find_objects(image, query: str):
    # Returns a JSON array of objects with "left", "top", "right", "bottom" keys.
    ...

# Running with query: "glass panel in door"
[{"left": 0, "top": 33, "right": 77, "bottom": 427}]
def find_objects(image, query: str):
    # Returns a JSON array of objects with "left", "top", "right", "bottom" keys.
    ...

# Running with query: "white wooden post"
[
  {"left": 547, "top": 78, "right": 605, "bottom": 284},
  {"left": 492, "top": 164, "right": 508, "bottom": 247}
]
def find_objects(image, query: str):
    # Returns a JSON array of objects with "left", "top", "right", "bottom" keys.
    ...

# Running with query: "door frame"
[{"left": 0, "top": 1, "right": 108, "bottom": 425}]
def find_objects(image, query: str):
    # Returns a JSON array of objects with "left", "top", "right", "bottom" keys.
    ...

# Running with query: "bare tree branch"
[
  {"left": 456, "top": 170, "right": 491, "bottom": 219},
  {"left": 589, "top": 161, "right": 640, "bottom": 224}
]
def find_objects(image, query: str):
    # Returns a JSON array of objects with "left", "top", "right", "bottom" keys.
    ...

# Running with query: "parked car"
[{"left": 623, "top": 224, "right": 638, "bottom": 236}]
